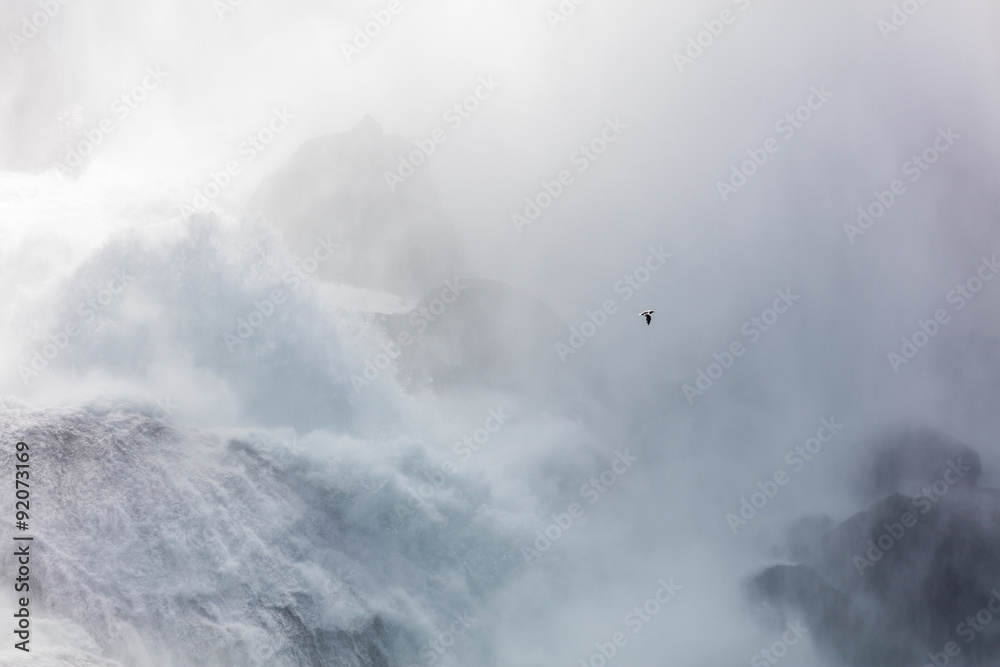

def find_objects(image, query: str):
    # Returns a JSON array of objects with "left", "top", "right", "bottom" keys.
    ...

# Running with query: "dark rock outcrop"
[{"left": 749, "top": 430, "right": 1000, "bottom": 666}]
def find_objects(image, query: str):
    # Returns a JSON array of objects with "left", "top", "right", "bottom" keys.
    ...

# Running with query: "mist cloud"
[{"left": 1, "top": 0, "right": 999, "bottom": 665}]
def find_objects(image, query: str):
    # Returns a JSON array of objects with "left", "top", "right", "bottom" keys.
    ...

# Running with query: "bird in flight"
[{"left": 640, "top": 310, "right": 654, "bottom": 325}]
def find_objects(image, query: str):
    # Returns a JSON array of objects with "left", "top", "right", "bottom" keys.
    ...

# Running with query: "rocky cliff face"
[
  {"left": 248, "top": 118, "right": 602, "bottom": 410},
  {"left": 749, "top": 428, "right": 1000, "bottom": 666},
  {"left": 247, "top": 116, "right": 466, "bottom": 300}
]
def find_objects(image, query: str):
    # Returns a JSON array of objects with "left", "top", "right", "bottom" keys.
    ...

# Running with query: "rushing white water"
[{"left": 0, "top": 167, "right": 605, "bottom": 666}]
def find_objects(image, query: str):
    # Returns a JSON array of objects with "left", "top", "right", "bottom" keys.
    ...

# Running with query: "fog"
[{"left": 1, "top": 0, "right": 999, "bottom": 665}]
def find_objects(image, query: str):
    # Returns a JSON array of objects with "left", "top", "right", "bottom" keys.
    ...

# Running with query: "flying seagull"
[{"left": 640, "top": 310, "right": 654, "bottom": 325}]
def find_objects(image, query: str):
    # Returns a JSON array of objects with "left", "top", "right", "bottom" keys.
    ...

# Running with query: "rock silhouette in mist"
[
  {"left": 379, "top": 278, "right": 584, "bottom": 400},
  {"left": 247, "top": 116, "right": 465, "bottom": 300},
  {"left": 749, "top": 428, "right": 1000, "bottom": 667},
  {"left": 249, "top": 118, "right": 612, "bottom": 411},
  {"left": 861, "top": 425, "right": 981, "bottom": 501}
]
